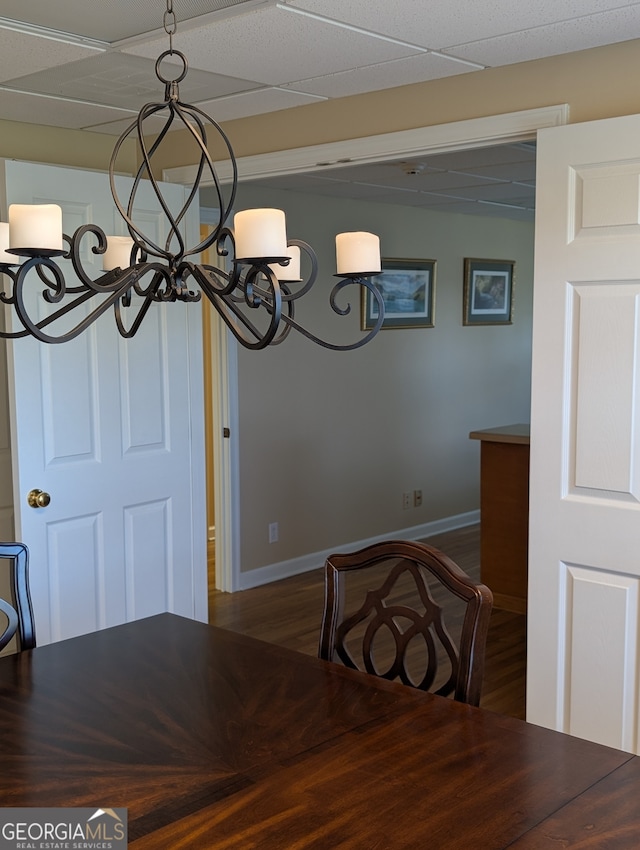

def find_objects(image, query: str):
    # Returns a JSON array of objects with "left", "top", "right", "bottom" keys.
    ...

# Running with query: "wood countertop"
[{"left": 469, "top": 423, "right": 530, "bottom": 445}]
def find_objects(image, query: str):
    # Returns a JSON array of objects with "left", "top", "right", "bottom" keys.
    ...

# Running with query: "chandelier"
[{"left": 0, "top": 2, "right": 385, "bottom": 350}]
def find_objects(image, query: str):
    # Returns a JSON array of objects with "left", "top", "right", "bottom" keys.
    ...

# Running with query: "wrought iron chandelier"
[{"left": 0, "top": 2, "right": 385, "bottom": 349}]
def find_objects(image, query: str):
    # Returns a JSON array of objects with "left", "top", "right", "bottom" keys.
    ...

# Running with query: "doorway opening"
[{"left": 194, "top": 102, "right": 566, "bottom": 720}]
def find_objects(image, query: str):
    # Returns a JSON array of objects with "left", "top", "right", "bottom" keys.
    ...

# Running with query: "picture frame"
[
  {"left": 463, "top": 258, "right": 514, "bottom": 326},
  {"left": 362, "top": 258, "right": 436, "bottom": 330}
]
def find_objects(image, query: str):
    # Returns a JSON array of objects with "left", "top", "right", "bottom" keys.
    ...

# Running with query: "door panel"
[
  {"left": 528, "top": 114, "right": 640, "bottom": 753},
  {"left": 564, "top": 564, "right": 639, "bottom": 748},
  {"left": 573, "top": 284, "right": 639, "bottom": 493},
  {"left": 124, "top": 498, "right": 172, "bottom": 619},
  {"left": 2, "top": 159, "right": 206, "bottom": 645},
  {"left": 47, "top": 513, "right": 105, "bottom": 642},
  {"left": 42, "top": 332, "right": 99, "bottom": 462}
]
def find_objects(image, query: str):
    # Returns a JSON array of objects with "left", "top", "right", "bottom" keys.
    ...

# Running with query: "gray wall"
[{"left": 228, "top": 184, "right": 534, "bottom": 574}]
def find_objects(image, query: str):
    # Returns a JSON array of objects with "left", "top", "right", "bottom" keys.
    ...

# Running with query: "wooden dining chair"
[
  {"left": 319, "top": 539, "right": 493, "bottom": 706},
  {"left": 0, "top": 542, "right": 36, "bottom": 652}
]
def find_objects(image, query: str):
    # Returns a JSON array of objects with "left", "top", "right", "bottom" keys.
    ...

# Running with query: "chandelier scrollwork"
[{"left": 0, "top": 3, "right": 385, "bottom": 349}]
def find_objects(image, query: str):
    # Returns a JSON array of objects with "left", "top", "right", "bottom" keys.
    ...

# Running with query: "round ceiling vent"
[{"left": 400, "top": 162, "right": 427, "bottom": 176}]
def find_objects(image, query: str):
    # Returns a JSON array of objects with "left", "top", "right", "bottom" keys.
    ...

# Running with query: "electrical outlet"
[
  {"left": 402, "top": 492, "right": 412, "bottom": 510},
  {"left": 414, "top": 489, "right": 423, "bottom": 507},
  {"left": 269, "top": 522, "right": 279, "bottom": 543}
]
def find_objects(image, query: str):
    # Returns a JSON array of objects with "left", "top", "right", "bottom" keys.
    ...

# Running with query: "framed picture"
[
  {"left": 362, "top": 258, "right": 436, "bottom": 330},
  {"left": 463, "top": 258, "right": 514, "bottom": 326}
]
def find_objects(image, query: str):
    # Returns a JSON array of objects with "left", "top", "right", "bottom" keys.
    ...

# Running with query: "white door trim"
[
  {"left": 167, "top": 104, "right": 568, "bottom": 186},
  {"left": 209, "top": 317, "right": 240, "bottom": 592},
  {"left": 167, "top": 104, "right": 569, "bottom": 593}
]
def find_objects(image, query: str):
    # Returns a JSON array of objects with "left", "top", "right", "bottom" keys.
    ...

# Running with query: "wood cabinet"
[{"left": 469, "top": 424, "right": 530, "bottom": 613}]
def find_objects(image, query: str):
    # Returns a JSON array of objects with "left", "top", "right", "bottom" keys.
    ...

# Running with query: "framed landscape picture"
[
  {"left": 463, "top": 258, "right": 514, "bottom": 326},
  {"left": 362, "top": 258, "right": 436, "bottom": 330}
]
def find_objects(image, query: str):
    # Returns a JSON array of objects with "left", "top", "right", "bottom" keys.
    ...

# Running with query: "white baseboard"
[{"left": 237, "top": 509, "right": 480, "bottom": 591}]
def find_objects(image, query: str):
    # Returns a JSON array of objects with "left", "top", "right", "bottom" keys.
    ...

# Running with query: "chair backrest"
[
  {"left": 0, "top": 542, "right": 36, "bottom": 652},
  {"left": 318, "top": 539, "right": 493, "bottom": 706}
]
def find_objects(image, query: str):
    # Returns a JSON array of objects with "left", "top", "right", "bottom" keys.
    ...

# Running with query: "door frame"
[{"left": 167, "top": 103, "right": 568, "bottom": 593}]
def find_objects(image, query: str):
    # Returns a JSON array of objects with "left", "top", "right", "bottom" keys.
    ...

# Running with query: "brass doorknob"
[{"left": 27, "top": 489, "right": 51, "bottom": 509}]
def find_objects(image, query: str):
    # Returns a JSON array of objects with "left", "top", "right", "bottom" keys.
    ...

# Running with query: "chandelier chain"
[{"left": 163, "top": 0, "right": 177, "bottom": 52}]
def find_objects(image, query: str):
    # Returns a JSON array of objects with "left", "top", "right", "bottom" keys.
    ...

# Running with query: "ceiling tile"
[
  {"left": 81, "top": 115, "right": 171, "bottom": 135},
  {"left": 431, "top": 181, "right": 535, "bottom": 202},
  {"left": 287, "top": 0, "right": 640, "bottom": 49},
  {"left": 0, "top": 87, "right": 135, "bottom": 130},
  {"left": 0, "top": 0, "right": 266, "bottom": 43},
  {"left": 196, "top": 87, "right": 325, "bottom": 122},
  {"left": 444, "top": 201, "right": 535, "bottom": 220},
  {"left": 3, "top": 53, "right": 258, "bottom": 111},
  {"left": 423, "top": 144, "right": 536, "bottom": 170},
  {"left": 0, "top": 29, "right": 101, "bottom": 82},
  {"left": 442, "top": 6, "right": 640, "bottom": 65},
  {"left": 400, "top": 172, "right": 512, "bottom": 192},
  {"left": 290, "top": 160, "right": 526, "bottom": 193},
  {"left": 469, "top": 161, "right": 537, "bottom": 182},
  {"left": 81, "top": 112, "right": 176, "bottom": 135},
  {"left": 238, "top": 173, "right": 347, "bottom": 192},
  {"left": 283, "top": 53, "right": 476, "bottom": 99},
  {"left": 124, "top": 5, "right": 423, "bottom": 85},
  {"left": 368, "top": 191, "right": 465, "bottom": 208}
]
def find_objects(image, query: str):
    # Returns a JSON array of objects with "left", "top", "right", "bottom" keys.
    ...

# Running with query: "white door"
[
  {"left": 528, "top": 113, "right": 640, "bottom": 753},
  {"left": 2, "top": 160, "right": 207, "bottom": 645}
]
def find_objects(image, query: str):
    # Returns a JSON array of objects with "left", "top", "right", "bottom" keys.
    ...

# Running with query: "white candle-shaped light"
[
  {"left": 102, "top": 236, "right": 134, "bottom": 271},
  {"left": 234, "top": 208, "right": 287, "bottom": 259},
  {"left": 268, "top": 245, "right": 301, "bottom": 281},
  {"left": 0, "top": 223, "right": 15, "bottom": 264},
  {"left": 335, "top": 231, "right": 381, "bottom": 276},
  {"left": 9, "top": 204, "right": 63, "bottom": 252}
]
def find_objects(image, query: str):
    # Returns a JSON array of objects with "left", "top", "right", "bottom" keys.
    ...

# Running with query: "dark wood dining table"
[{"left": 0, "top": 612, "right": 638, "bottom": 848}]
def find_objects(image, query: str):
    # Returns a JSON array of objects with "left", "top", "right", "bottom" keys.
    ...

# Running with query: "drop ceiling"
[
  {"left": 232, "top": 140, "right": 538, "bottom": 222},
  {"left": 1, "top": 1, "right": 639, "bottom": 220}
]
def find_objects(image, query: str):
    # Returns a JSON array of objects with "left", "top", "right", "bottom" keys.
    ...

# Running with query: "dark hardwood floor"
[{"left": 209, "top": 524, "right": 527, "bottom": 719}]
